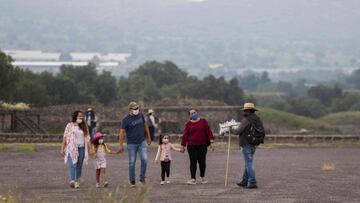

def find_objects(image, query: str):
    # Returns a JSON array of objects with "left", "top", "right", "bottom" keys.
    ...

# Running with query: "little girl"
[
  {"left": 155, "top": 134, "right": 181, "bottom": 185},
  {"left": 91, "top": 132, "right": 115, "bottom": 188}
]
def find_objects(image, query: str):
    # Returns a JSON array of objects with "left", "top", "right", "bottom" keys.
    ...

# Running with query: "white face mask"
[
  {"left": 76, "top": 118, "right": 83, "bottom": 124},
  {"left": 132, "top": 109, "right": 139, "bottom": 115},
  {"left": 98, "top": 139, "right": 104, "bottom": 144},
  {"left": 162, "top": 138, "right": 169, "bottom": 144}
]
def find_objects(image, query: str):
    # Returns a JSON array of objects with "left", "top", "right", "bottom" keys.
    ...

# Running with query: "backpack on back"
[{"left": 246, "top": 118, "right": 266, "bottom": 146}]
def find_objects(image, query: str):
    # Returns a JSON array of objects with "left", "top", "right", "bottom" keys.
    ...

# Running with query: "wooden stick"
[{"left": 225, "top": 131, "right": 231, "bottom": 186}]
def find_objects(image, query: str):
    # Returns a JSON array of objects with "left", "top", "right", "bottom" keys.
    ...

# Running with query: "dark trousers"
[
  {"left": 187, "top": 144, "right": 207, "bottom": 180},
  {"left": 149, "top": 126, "right": 155, "bottom": 141},
  {"left": 161, "top": 161, "right": 171, "bottom": 181}
]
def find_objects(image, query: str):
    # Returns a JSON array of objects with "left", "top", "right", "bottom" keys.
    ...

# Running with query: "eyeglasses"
[{"left": 131, "top": 107, "right": 139, "bottom": 110}]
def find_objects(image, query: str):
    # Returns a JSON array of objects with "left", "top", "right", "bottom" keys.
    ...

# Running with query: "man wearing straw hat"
[{"left": 231, "top": 102, "right": 265, "bottom": 189}]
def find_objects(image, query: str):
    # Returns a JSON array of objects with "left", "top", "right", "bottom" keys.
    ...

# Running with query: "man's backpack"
[{"left": 246, "top": 119, "right": 266, "bottom": 146}]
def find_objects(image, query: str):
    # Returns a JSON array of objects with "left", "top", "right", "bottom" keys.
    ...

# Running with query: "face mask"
[
  {"left": 190, "top": 113, "right": 198, "bottom": 120},
  {"left": 98, "top": 139, "right": 104, "bottom": 144},
  {"left": 162, "top": 138, "right": 169, "bottom": 144},
  {"left": 132, "top": 109, "right": 139, "bottom": 115},
  {"left": 76, "top": 118, "right": 83, "bottom": 124}
]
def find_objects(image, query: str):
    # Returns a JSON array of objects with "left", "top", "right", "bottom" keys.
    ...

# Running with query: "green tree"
[
  {"left": 130, "top": 61, "right": 188, "bottom": 87},
  {"left": 0, "top": 51, "right": 21, "bottom": 101}
]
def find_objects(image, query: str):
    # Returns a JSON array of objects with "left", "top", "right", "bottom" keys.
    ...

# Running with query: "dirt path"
[{"left": 1, "top": 146, "right": 360, "bottom": 202}]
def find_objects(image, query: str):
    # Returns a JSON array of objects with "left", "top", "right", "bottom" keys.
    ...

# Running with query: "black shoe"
[
  {"left": 130, "top": 181, "right": 136, "bottom": 187},
  {"left": 140, "top": 179, "right": 146, "bottom": 184},
  {"left": 246, "top": 184, "right": 258, "bottom": 189},
  {"left": 236, "top": 182, "right": 247, "bottom": 187}
]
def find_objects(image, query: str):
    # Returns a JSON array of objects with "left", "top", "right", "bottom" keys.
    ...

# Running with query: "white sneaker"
[
  {"left": 69, "top": 181, "right": 75, "bottom": 188},
  {"left": 166, "top": 180, "right": 171, "bottom": 184},
  {"left": 160, "top": 181, "right": 165, "bottom": 185},
  {"left": 74, "top": 182, "right": 80, "bottom": 188},
  {"left": 201, "top": 178, "right": 208, "bottom": 184},
  {"left": 96, "top": 183, "right": 101, "bottom": 188},
  {"left": 103, "top": 181, "right": 108, "bottom": 188},
  {"left": 186, "top": 179, "right": 196, "bottom": 185}
]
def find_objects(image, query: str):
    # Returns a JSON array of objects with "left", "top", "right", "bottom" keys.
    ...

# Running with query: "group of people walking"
[{"left": 60, "top": 102, "right": 264, "bottom": 190}]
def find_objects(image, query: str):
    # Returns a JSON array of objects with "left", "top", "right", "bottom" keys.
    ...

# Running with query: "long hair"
[{"left": 72, "top": 110, "right": 89, "bottom": 136}]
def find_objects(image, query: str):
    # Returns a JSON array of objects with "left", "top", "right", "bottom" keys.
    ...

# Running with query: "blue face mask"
[{"left": 190, "top": 113, "right": 199, "bottom": 120}]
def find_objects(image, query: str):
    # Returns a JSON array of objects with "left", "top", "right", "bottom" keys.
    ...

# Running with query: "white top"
[
  {"left": 74, "top": 127, "right": 85, "bottom": 147},
  {"left": 149, "top": 115, "right": 158, "bottom": 128}
]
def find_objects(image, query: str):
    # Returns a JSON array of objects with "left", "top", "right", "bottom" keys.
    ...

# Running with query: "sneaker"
[
  {"left": 96, "top": 183, "right": 101, "bottom": 188},
  {"left": 186, "top": 179, "right": 196, "bottom": 185},
  {"left": 130, "top": 181, "right": 136, "bottom": 188},
  {"left": 246, "top": 184, "right": 258, "bottom": 189},
  {"left": 69, "top": 181, "right": 75, "bottom": 188},
  {"left": 166, "top": 180, "right": 170, "bottom": 184},
  {"left": 236, "top": 182, "right": 247, "bottom": 187},
  {"left": 160, "top": 181, "right": 165, "bottom": 185},
  {"left": 200, "top": 178, "right": 208, "bottom": 184},
  {"left": 103, "top": 181, "right": 108, "bottom": 188},
  {"left": 139, "top": 179, "right": 146, "bottom": 184},
  {"left": 74, "top": 182, "right": 80, "bottom": 189}
]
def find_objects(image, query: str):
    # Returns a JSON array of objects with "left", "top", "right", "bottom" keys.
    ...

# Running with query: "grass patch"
[
  {"left": 319, "top": 111, "right": 360, "bottom": 126},
  {"left": 257, "top": 107, "right": 337, "bottom": 132},
  {"left": 0, "top": 144, "right": 36, "bottom": 153}
]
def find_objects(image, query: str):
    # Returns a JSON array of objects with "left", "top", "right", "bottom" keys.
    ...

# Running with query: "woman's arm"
[
  {"left": 61, "top": 123, "right": 71, "bottom": 157},
  {"left": 204, "top": 119, "right": 215, "bottom": 143}
]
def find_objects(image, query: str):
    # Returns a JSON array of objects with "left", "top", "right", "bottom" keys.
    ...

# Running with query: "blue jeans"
[
  {"left": 68, "top": 147, "right": 85, "bottom": 181},
  {"left": 127, "top": 141, "right": 148, "bottom": 182},
  {"left": 241, "top": 145, "right": 257, "bottom": 186}
]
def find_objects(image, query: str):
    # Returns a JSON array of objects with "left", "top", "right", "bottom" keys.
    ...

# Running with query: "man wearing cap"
[
  {"left": 230, "top": 102, "right": 264, "bottom": 189},
  {"left": 118, "top": 102, "right": 151, "bottom": 187}
]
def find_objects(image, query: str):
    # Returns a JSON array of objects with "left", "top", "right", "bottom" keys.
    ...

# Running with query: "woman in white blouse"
[{"left": 61, "top": 110, "right": 91, "bottom": 188}]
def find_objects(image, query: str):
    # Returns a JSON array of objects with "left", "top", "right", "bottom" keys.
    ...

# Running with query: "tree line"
[{"left": 0, "top": 51, "right": 244, "bottom": 107}]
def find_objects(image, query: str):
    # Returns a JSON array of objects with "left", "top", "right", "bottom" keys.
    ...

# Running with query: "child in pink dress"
[
  {"left": 155, "top": 134, "right": 182, "bottom": 185},
  {"left": 92, "top": 132, "right": 115, "bottom": 188}
]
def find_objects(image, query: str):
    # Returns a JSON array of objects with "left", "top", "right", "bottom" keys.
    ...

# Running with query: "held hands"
[
  {"left": 147, "top": 139, "right": 151, "bottom": 146},
  {"left": 180, "top": 146, "right": 186, "bottom": 153},
  {"left": 117, "top": 145, "right": 124, "bottom": 154}
]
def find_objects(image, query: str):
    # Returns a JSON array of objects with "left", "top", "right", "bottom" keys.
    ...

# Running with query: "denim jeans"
[
  {"left": 241, "top": 145, "right": 257, "bottom": 186},
  {"left": 68, "top": 147, "right": 85, "bottom": 181},
  {"left": 127, "top": 141, "right": 148, "bottom": 182}
]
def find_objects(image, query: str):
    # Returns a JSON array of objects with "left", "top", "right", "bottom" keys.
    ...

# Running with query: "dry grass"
[{"left": 322, "top": 162, "right": 336, "bottom": 171}]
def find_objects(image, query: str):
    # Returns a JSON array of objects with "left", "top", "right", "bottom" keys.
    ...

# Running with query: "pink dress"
[{"left": 95, "top": 145, "right": 108, "bottom": 169}]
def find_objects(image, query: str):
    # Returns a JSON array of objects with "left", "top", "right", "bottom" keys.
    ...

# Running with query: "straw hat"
[
  {"left": 148, "top": 109, "right": 154, "bottom": 114},
  {"left": 240, "top": 102, "right": 258, "bottom": 111},
  {"left": 87, "top": 107, "right": 93, "bottom": 111}
]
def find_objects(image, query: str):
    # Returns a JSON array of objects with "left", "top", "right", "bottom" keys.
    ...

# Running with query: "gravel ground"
[{"left": 0, "top": 145, "right": 359, "bottom": 203}]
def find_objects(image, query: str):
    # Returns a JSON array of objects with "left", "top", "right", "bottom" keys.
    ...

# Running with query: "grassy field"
[
  {"left": 257, "top": 107, "right": 337, "bottom": 132},
  {"left": 319, "top": 111, "right": 360, "bottom": 125}
]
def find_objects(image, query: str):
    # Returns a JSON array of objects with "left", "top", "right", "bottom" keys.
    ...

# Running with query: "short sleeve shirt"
[{"left": 121, "top": 113, "right": 145, "bottom": 144}]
